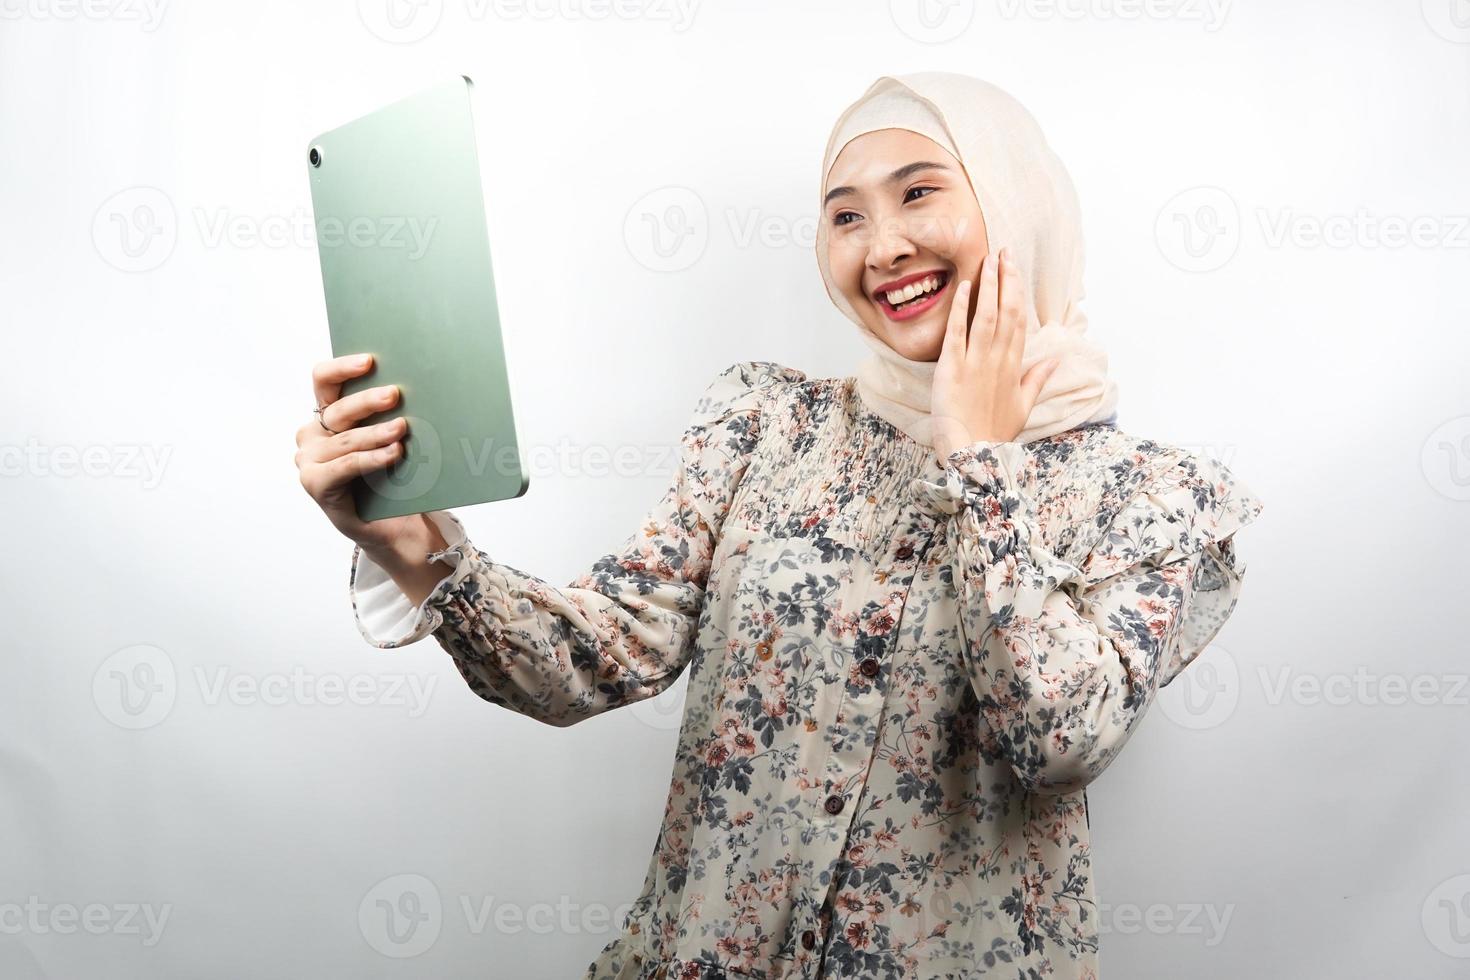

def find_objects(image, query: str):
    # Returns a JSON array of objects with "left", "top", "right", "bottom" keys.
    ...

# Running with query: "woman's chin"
[
  {"left": 872, "top": 323, "right": 945, "bottom": 361},
  {"left": 863, "top": 300, "right": 949, "bottom": 359}
]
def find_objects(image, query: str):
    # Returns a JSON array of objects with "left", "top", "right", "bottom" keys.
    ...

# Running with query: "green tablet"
[{"left": 306, "top": 75, "right": 529, "bottom": 522}]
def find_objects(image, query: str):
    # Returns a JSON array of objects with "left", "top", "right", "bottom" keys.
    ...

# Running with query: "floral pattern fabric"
[{"left": 348, "top": 360, "right": 1264, "bottom": 980}]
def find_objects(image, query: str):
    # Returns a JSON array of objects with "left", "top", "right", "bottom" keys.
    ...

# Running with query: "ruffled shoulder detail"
[
  {"left": 1080, "top": 449, "right": 1265, "bottom": 688},
  {"left": 692, "top": 360, "right": 808, "bottom": 424},
  {"left": 1079, "top": 449, "right": 1264, "bottom": 587}
]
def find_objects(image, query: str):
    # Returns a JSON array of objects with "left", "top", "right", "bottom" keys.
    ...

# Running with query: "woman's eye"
[{"left": 832, "top": 187, "right": 934, "bottom": 227}]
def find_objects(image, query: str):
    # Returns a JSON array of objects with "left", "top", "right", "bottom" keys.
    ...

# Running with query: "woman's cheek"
[{"left": 913, "top": 215, "right": 963, "bottom": 254}]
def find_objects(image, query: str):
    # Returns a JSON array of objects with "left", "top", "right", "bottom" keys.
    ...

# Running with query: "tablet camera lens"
[{"left": 309, "top": 146, "right": 322, "bottom": 168}]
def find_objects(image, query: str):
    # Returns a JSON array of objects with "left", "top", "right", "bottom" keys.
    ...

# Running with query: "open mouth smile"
[{"left": 873, "top": 269, "right": 952, "bottom": 322}]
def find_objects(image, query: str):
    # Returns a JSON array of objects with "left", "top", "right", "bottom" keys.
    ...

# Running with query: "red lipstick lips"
[{"left": 873, "top": 269, "right": 951, "bottom": 322}]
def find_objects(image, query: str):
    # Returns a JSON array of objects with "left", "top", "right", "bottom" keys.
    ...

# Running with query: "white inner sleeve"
[{"left": 351, "top": 510, "right": 469, "bottom": 645}]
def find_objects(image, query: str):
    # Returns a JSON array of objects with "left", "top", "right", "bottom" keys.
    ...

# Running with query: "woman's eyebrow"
[{"left": 824, "top": 161, "right": 951, "bottom": 208}]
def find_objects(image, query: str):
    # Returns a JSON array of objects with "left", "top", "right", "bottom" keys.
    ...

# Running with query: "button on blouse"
[{"left": 348, "top": 360, "right": 1265, "bottom": 980}]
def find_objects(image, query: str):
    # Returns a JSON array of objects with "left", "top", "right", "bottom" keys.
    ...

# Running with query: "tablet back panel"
[{"left": 307, "top": 76, "right": 528, "bottom": 522}]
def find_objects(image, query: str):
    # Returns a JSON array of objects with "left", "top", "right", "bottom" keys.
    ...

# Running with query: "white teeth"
[{"left": 884, "top": 274, "right": 944, "bottom": 307}]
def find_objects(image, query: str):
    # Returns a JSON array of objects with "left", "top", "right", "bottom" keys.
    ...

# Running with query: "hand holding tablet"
[{"left": 300, "top": 76, "right": 529, "bottom": 525}]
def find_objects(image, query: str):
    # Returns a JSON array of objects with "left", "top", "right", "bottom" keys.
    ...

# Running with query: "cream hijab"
[{"left": 815, "top": 72, "right": 1120, "bottom": 447}]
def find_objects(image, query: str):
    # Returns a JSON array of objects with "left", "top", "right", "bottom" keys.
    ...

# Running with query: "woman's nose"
[{"left": 864, "top": 215, "right": 917, "bottom": 270}]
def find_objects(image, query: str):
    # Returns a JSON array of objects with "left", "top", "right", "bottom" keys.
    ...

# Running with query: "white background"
[{"left": 3, "top": 0, "right": 1468, "bottom": 977}]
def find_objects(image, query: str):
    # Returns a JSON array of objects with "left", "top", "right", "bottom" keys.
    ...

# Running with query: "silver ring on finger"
[{"left": 314, "top": 403, "right": 340, "bottom": 436}]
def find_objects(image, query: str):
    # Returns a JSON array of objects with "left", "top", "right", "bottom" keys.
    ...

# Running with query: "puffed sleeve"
[
  {"left": 917, "top": 440, "right": 1263, "bottom": 795},
  {"left": 347, "top": 361, "right": 803, "bottom": 727}
]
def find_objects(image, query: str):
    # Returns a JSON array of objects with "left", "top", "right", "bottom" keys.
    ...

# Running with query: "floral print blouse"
[{"left": 348, "top": 360, "right": 1264, "bottom": 980}]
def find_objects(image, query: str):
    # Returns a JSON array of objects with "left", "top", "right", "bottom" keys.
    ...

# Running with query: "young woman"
[{"left": 296, "top": 72, "right": 1263, "bottom": 980}]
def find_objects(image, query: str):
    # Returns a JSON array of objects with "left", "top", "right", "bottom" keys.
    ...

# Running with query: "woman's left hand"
[{"left": 929, "top": 245, "right": 1060, "bottom": 457}]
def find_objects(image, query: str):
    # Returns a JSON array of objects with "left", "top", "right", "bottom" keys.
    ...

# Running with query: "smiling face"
[{"left": 822, "top": 128, "right": 989, "bottom": 361}]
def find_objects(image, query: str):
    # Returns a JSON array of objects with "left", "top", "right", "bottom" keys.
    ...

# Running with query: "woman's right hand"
[{"left": 295, "top": 352, "right": 438, "bottom": 556}]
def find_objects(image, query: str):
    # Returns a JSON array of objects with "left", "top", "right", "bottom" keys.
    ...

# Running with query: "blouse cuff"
[
  {"left": 349, "top": 510, "right": 478, "bottom": 648},
  {"left": 914, "top": 440, "right": 1083, "bottom": 624}
]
